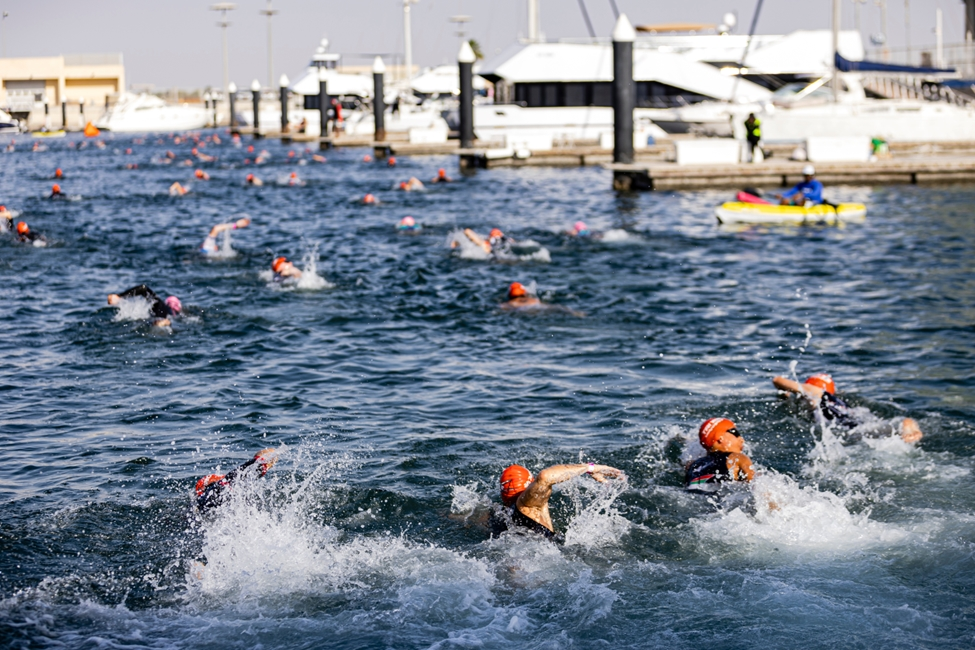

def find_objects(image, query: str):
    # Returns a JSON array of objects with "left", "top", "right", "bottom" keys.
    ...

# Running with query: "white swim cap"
[{"left": 802, "top": 164, "right": 816, "bottom": 176}]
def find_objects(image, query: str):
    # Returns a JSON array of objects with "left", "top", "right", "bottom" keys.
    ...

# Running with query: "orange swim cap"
[
  {"left": 500, "top": 465, "right": 532, "bottom": 505},
  {"left": 52, "top": 184, "right": 61, "bottom": 194},
  {"left": 388, "top": 156, "right": 396, "bottom": 165},
  {"left": 195, "top": 474, "right": 225, "bottom": 497},
  {"left": 699, "top": 417, "right": 737, "bottom": 449},
  {"left": 438, "top": 168, "right": 446, "bottom": 178},
  {"left": 489, "top": 228, "right": 503, "bottom": 239},
  {"left": 16, "top": 221, "right": 28, "bottom": 235},
  {"left": 290, "top": 172, "right": 297, "bottom": 179},
  {"left": 246, "top": 173, "right": 254, "bottom": 182},
  {"left": 195, "top": 169, "right": 204, "bottom": 179},
  {"left": 364, "top": 193, "right": 376, "bottom": 203},
  {"left": 272, "top": 256, "right": 288, "bottom": 273},
  {"left": 55, "top": 168, "right": 63, "bottom": 178},
  {"left": 508, "top": 282, "right": 527, "bottom": 298},
  {"left": 805, "top": 373, "right": 836, "bottom": 395},
  {"left": 399, "top": 182, "right": 408, "bottom": 190}
]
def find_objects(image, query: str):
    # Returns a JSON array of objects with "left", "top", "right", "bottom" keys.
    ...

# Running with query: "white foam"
[
  {"left": 599, "top": 228, "right": 631, "bottom": 242},
  {"left": 113, "top": 298, "right": 153, "bottom": 322}
]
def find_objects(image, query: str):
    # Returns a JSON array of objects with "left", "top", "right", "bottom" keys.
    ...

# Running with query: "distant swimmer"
[
  {"left": 460, "top": 228, "right": 512, "bottom": 255},
  {"left": 387, "top": 156, "right": 397, "bottom": 167},
  {"left": 54, "top": 168, "right": 64, "bottom": 179},
  {"left": 194, "top": 169, "right": 210, "bottom": 181},
  {"left": 565, "top": 221, "right": 602, "bottom": 240},
  {"left": 685, "top": 418, "right": 755, "bottom": 492},
  {"left": 501, "top": 282, "right": 541, "bottom": 309},
  {"left": 312, "top": 154, "right": 327, "bottom": 163},
  {"left": 107, "top": 284, "right": 182, "bottom": 327},
  {"left": 430, "top": 168, "right": 453, "bottom": 183},
  {"left": 245, "top": 173, "right": 264, "bottom": 187},
  {"left": 362, "top": 193, "right": 378, "bottom": 205},
  {"left": 362, "top": 154, "right": 373, "bottom": 163},
  {"left": 15, "top": 221, "right": 47, "bottom": 246},
  {"left": 200, "top": 217, "right": 250, "bottom": 255},
  {"left": 288, "top": 172, "right": 304, "bottom": 186},
  {"left": 397, "top": 216, "right": 421, "bottom": 232},
  {"left": 491, "top": 462, "right": 623, "bottom": 541},
  {"left": 776, "top": 165, "right": 823, "bottom": 206},
  {"left": 0, "top": 205, "right": 12, "bottom": 231},
  {"left": 772, "top": 373, "right": 923, "bottom": 444},
  {"left": 398, "top": 177, "right": 424, "bottom": 191},
  {"left": 195, "top": 449, "right": 278, "bottom": 512},
  {"left": 50, "top": 184, "right": 65, "bottom": 199},
  {"left": 272, "top": 256, "right": 303, "bottom": 280},
  {"left": 169, "top": 182, "right": 189, "bottom": 196}
]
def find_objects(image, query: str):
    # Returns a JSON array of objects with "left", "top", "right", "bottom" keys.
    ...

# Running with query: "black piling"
[
  {"left": 611, "top": 14, "right": 637, "bottom": 190},
  {"left": 61, "top": 101, "right": 67, "bottom": 130},
  {"left": 373, "top": 56, "right": 386, "bottom": 144},
  {"left": 251, "top": 80, "right": 262, "bottom": 139},
  {"left": 228, "top": 82, "right": 238, "bottom": 135},
  {"left": 318, "top": 68, "right": 331, "bottom": 149},
  {"left": 279, "top": 74, "right": 290, "bottom": 143},
  {"left": 458, "top": 41, "right": 476, "bottom": 170}
]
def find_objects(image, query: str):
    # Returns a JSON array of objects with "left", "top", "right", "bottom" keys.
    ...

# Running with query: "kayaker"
[
  {"left": 685, "top": 418, "right": 755, "bottom": 491},
  {"left": 777, "top": 165, "right": 823, "bottom": 206},
  {"left": 491, "top": 461, "right": 623, "bottom": 541},
  {"left": 744, "top": 113, "right": 762, "bottom": 162},
  {"left": 772, "top": 373, "right": 923, "bottom": 444}
]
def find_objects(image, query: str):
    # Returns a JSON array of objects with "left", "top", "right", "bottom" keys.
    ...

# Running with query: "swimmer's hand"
[
  {"left": 107, "top": 294, "right": 121, "bottom": 306},
  {"left": 588, "top": 465, "right": 623, "bottom": 483},
  {"left": 235, "top": 217, "right": 251, "bottom": 229},
  {"left": 152, "top": 317, "right": 172, "bottom": 328}
]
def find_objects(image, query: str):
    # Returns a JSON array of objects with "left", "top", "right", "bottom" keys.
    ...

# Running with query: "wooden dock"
[{"left": 607, "top": 156, "right": 975, "bottom": 191}]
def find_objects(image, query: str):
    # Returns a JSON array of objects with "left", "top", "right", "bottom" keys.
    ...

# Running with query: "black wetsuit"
[
  {"left": 819, "top": 392, "right": 860, "bottom": 429},
  {"left": 116, "top": 285, "right": 173, "bottom": 319},
  {"left": 17, "top": 231, "right": 45, "bottom": 244},
  {"left": 196, "top": 456, "right": 262, "bottom": 511},
  {"left": 489, "top": 505, "right": 564, "bottom": 543},
  {"left": 685, "top": 452, "right": 734, "bottom": 490}
]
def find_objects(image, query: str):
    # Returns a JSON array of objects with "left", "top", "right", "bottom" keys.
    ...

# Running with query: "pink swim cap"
[
  {"left": 165, "top": 296, "right": 182, "bottom": 314},
  {"left": 574, "top": 221, "right": 588, "bottom": 232},
  {"left": 400, "top": 216, "right": 415, "bottom": 227}
]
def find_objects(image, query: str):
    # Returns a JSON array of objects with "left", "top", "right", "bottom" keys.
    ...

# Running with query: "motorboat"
[
  {"left": 0, "top": 108, "right": 20, "bottom": 134},
  {"left": 96, "top": 93, "right": 209, "bottom": 133}
]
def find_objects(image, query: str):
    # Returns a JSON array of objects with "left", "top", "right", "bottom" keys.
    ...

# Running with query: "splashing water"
[
  {"left": 295, "top": 241, "right": 333, "bottom": 290},
  {"left": 562, "top": 475, "right": 632, "bottom": 549},
  {"left": 112, "top": 297, "right": 153, "bottom": 322}
]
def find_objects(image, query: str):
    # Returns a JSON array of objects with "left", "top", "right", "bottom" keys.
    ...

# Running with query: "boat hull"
[{"left": 715, "top": 201, "right": 867, "bottom": 225}]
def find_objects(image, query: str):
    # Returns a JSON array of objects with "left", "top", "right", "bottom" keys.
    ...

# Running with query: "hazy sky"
[{"left": 0, "top": 1, "right": 967, "bottom": 89}]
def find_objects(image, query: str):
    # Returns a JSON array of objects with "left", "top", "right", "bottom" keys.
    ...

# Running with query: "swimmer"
[
  {"left": 15, "top": 221, "right": 47, "bottom": 246},
  {"left": 398, "top": 177, "right": 424, "bottom": 191},
  {"left": 54, "top": 168, "right": 64, "bottom": 179},
  {"left": 460, "top": 228, "right": 514, "bottom": 256},
  {"left": 387, "top": 156, "right": 397, "bottom": 167},
  {"left": 200, "top": 217, "right": 250, "bottom": 255},
  {"left": 397, "top": 216, "right": 421, "bottom": 232},
  {"left": 169, "top": 182, "right": 188, "bottom": 196},
  {"left": 195, "top": 448, "right": 278, "bottom": 512},
  {"left": 501, "top": 282, "right": 546, "bottom": 310},
  {"left": 363, "top": 154, "right": 373, "bottom": 163},
  {"left": 362, "top": 193, "right": 378, "bottom": 205},
  {"left": 772, "top": 373, "right": 923, "bottom": 444},
  {"left": 0, "top": 205, "right": 12, "bottom": 231},
  {"left": 491, "top": 461, "right": 623, "bottom": 541},
  {"left": 107, "top": 284, "right": 182, "bottom": 327},
  {"left": 564, "top": 220, "right": 603, "bottom": 240},
  {"left": 312, "top": 154, "right": 327, "bottom": 163},
  {"left": 50, "top": 184, "right": 64, "bottom": 199},
  {"left": 288, "top": 172, "right": 303, "bottom": 186},
  {"left": 685, "top": 418, "right": 755, "bottom": 491},
  {"left": 245, "top": 173, "right": 264, "bottom": 187},
  {"left": 194, "top": 169, "right": 210, "bottom": 181},
  {"left": 430, "top": 168, "right": 452, "bottom": 183},
  {"left": 271, "top": 256, "right": 302, "bottom": 280}
]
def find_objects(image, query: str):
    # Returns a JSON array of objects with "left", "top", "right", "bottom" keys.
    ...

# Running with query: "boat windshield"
[{"left": 772, "top": 82, "right": 832, "bottom": 101}]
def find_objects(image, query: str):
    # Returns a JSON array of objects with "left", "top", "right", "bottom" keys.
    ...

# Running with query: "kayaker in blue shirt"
[{"left": 777, "top": 165, "right": 823, "bottom": 206}]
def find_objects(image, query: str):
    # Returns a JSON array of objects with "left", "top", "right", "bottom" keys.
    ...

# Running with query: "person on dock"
[
  {"left": 245, "top": 173, "right": 264, "bottom": 187},
  {"left": 200, "top": 217, "right": 250, "bottom": 255},
  {"left": 776, "top": 165, "right": 823, "bottom": 206},
  {"left": 744, "top": 113, "right": 762, "bottom": 163},
  {"left": 169, "top": 182, "right": 189, "bottom": 196},
  {"left": 685, "top": 418, "right": 755, "bottom": 491},
  {"left": 271, "top": 256, "right": 303, "bottom": 281},
  {"left": 492, "top": 461, "right": 623, "bottom": 541},
  {"left": 107, "top": 285, "right": 182, "bottom": 327},
  {"left": 15, "top": 221, "right": 47, "bottom": 246},
  {"left": 430, "top": 168, "right": 453, "bottom": 183},
  {"left": 772, "top": 373, "right": 923, "bottom": 444},
  {"left": 195, "top": 449, "right": 278, "bottom": 512}
]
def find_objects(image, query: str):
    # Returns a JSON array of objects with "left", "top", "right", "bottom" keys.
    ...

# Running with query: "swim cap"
[
  {"left": 290, "top": 172, "right": 297, "bottom": 179},
  {"left": 804, "top": 373, "right": 836, "bottom": 395},
  {"left": 363, "top": 154, "right": 373, "bottom": 162},
  {"left": 500, "top": 465, "right": 532, "bottom": 505},
  {"left": 574, "top": 221, "right": 589, "bottom": 233},
  {"left": 399, "top": 182, "right": 408, "bottom": 190},
  {"left": 438, "top": 168, "right": 446, "bottom": 177},
  {"left": 364, "top": 193, "right": 376, "bottom": 203},
  {"left": 699, "top": 417, "right": 737, "bottom": 449},
  {"left": 195, "top": 474, "right": 225, "bottom": 497},
  {"left": 802, "top": 164, "right": 816, "bottom": 176},
  {"left": 508, "top": 282, "right": 527, "bottom": 298},
  {"left": 400, "top": 216, "right": 416, "bottom": 227},
  {"left": 388, "top": 156, "right": 396, "bottom": 165},
  {"left": 195, "top": 169, "right": 204, "bottom": 179},
  {"left": 52, "top": 184, "right": 61, "bottom": 193},
  {"left": 489, "top": 228, "right": 503, "bottom": 239},
  {"left": 272, "top": 256, "right": 288, "bottom": 273},
  {"left": 165, "top": 296, "right": 182, "bottom": 314},
  {"left": 246, "top": 173, "right": 254, "bottom": 182},
  {"left": 0, "top": 205, "right": 6, "bottom": 211},
  {"left": 55, "top": 168, "right": 62, "bottom": 177},
  {"left": 16, "top": 221, "right": 28, "bottom": 234}
]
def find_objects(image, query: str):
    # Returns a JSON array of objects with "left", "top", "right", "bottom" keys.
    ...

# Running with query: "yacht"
[
  {"left": 96, "top": 93, "right": 209, "bottom": 133},
  {"left": 0, "top": 108, "right": 19, "bottom": 134}
]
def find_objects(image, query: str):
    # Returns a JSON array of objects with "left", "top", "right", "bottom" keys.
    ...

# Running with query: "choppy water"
[{"left": 1, "top": 132, "right": 973, "bottom": 649}]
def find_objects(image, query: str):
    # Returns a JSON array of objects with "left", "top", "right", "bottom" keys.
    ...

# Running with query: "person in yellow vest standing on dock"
[{"left": 745, "top": 113, "right": 762, "bottom": 163}]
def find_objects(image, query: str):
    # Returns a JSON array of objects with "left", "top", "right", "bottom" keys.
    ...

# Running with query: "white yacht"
[
  {"left": 96, "top": 93, "right": 209, "bottom": 133},
  {"left": 0, "top": 108, "right": 19, "bottom": 134}
]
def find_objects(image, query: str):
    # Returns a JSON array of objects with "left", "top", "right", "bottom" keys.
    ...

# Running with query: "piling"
[
  {"left": 251, "top": 80, "right": 262, "bottom": 139},
  {"left": 228, "top": 82, "right": 239, "bottom": 134},
  {"left": 80, "top": 101, "right": 85, "bottom": 125},
  {"left": 373, "top": 56, "right": 386, "bottom": 144},
  {"left": 279, "top": 74, "right": 290, "bottom": 143},
  {"left": 61, "top": 101, "right": 67, "bottom": 130},
  {"left": 612, "top": 14, "right": 636, "bottom": 190},
  {"left": 458, "top": 41, "right": 476, "bottom": 170},
  {"left": 318, "top": 66, "right": 331, "bottom": 149}
]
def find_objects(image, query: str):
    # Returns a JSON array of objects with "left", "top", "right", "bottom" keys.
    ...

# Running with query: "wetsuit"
[
  {"left": 196, "top": 456, "right": 262, "bottom": 511},
  {"left": 200, "top": 235, "right": 219, "bottom": 254},
  {"left": 17, "top": 231, "right": 45, "bottom": 245},
  {"left": 489, "top": 506, "right": 564, "bottom": 543},
  {"left": 781, "top": 179, "right": 824, "bottom": 205},
  {"left": 818, "top": 392, "right": 861, "bottom": 429},
  {"left": 116, "top": 285, "right": 173, "bottom": 319},
  {"left": 685, "top": 452, "right": 735, "bottom": 491}
]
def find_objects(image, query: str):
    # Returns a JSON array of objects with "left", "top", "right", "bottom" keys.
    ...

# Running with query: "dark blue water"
[{"left": 1, "top": 132, "right": 973, "bottom": 649}]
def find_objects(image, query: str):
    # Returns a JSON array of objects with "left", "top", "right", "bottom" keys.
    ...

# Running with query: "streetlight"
[
  {"left": 210, "top": 3, "right": 236, "bottom": 99},
  {"left": 259, "top": 1, "right": 278, "bottom": 89},
  {"left": 2, "top": 12, "right": 9, "bottom": 59},
  {"left": 403, "top": 0, "right": 418, "bottom": 82}
]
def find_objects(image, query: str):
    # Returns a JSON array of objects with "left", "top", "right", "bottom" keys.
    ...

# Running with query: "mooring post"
[
  {"left": 279, "top": 74, "right": 290, "bottom": 143},
  {"left": 611, "top": 13, "right": 636, "bottom": 190},
  {"left": 458, "top": 40, "right": 476, "bottom": 171},
  {"left": 318, "top": 66, "right": 331, "bottom": 149},
  {"left": 373, "top": 56, "right": 387, "bottom": 148},
  {"left": 228, "top": 82, "right": 238, "bottom": 134},
  {"left": 60, "top": 101, "right": 67, "bottom": 130},
  {"left": 251, "top": 80, "right": 262, "bottom": 139}
]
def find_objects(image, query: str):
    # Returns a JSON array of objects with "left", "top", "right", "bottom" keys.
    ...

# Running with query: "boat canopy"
[{"left": 835, "top": 53, "right": 955, "bottom": 76}]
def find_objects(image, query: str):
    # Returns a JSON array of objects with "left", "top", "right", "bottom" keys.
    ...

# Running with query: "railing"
[{"left": 866, "top": 42, "right": 975, "bottom": 77}]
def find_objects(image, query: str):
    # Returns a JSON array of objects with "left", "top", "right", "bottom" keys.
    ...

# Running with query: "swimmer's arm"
[
  {"left": 727, "top": 452, "right": 754, "bottom": 482},
  {"left": 772, "top": 376, "right": 823, "bottom": 401},
  {"left": 519, "top": 464, "right": 622, "bottom": 508},
  {"left": 208, "top": 218, "right": 250, "bottom": 237},
  {"left": 463, "top": 228, "right": 491, "bottom": 254}
]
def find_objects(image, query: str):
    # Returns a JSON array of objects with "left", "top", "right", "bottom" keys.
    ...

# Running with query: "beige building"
[{"left": 0, "top": 53, "right": 125, "bottom": 128}]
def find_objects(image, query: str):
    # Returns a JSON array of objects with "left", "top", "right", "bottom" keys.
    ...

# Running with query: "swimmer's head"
[
  {"left": 55, "top": 168, "right": 63, "bottom": 178},
  {"left": 399, "top": 181, "right": 409, "bottom": 190},
  {"left": 574, "top": 221, "right": 589, "bottom": 233},
  {"left": 500, "top": 464, "right": 533, "bottom": 506},
  {"left": 16, "top": 221, "right": 28, "bottom": 235},
  {"left": 272, "top": 256, "right": 289, "bottom": 273},
  {"left": 290, "top": 172, "right": 297, "bottom": 179},
  {"left": 246, "top": 173, "right": 255, "bottom": 182},
  {"left": 804, "top": 373, "right": 836, "bottom": 395},
  {"left": 387, "top": 156, "right": 396, "bottom": 166},
  {"left": 363, "top": 154, "right": 373, "bottom": 163},
  {"left": 52, "top": 184, "right": 61, "bottom": 194},
  {"left": 164, "top": 296, "right": 182, "bottom": 314},
  {"left": 363, "top": 193, "right": 376, "bottom": 204},
  {"left": 489, "top": 228, "right": 503, "bottom": 240},
  {"left": 699, "top": 417, "right": 740, "bottom": 450},
  {"left": 508, "top": 282, "right": 527, "bottom": 299},
  {"left": 438, "top": 168, "right": 446, "bottom": 178},
  {"left": 195, "top": 474, "right": 224, "bottom": 497},
  {"left": 194, "top": 169, "right": 205, "bottom": 179}
]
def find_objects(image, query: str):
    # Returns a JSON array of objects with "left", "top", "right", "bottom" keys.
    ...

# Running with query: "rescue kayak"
[{"left": 715, "top": 201, "right": 867, "bottom": 225}]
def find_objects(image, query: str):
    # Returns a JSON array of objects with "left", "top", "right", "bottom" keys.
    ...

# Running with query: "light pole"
[
  {"left": 1, "top": 12, "right": 8, "bottom": 59},
  {"left": 259, "top": 1, "right": 278, "bottom": 89},
  {"left": 403, "top": 0, "right": 418, "bottom": 82},
  {"left": 210, "top": 3, "right": 236, "bottom": 99}
]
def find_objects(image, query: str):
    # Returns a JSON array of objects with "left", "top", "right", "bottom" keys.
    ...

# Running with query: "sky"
[{"left": 0, "top": 1, "right": 968, "bottom": 89}]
